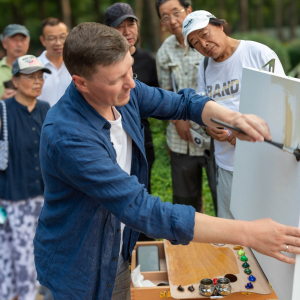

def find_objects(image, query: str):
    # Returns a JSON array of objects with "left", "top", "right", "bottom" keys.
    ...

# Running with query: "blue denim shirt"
[{"left": 34, "top": 80, "right": 211, "bottom": 300}]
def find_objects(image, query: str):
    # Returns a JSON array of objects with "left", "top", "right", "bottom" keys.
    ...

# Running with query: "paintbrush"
[{"left": 210, "top": 118, "right": 300, "bottom": 162}]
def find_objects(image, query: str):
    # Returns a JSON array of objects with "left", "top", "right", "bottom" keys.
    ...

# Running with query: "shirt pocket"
[
  {"left": 191, "top": 62, "right": 200, "bottom": 88},
  {"left": 168, "top": 63, "right": 180, "bottom": 92}
]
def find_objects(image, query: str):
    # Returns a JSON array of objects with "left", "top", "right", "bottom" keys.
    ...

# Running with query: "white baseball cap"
[
  {"left": 12, "top": 55, "right": 51, "bottom": 76},
  {"left": 182, "top": 10, "right": 216, "bottom": 46}
]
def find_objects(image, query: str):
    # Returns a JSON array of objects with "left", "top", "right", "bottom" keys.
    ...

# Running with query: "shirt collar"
[
  {"left": 12, "top": 96, "right": 38, "bottom": 113},
  {"left": 173, "top": 35, "right": 183, "bottom": 48},
  {"left": 0, "top": 57, "right": 11, "bottom": 69},
  {"left": 38, "top": 51, "right": 50, "bottom": 65},
  {"left": 39, "top": 50, "right": 65, "bottom": 69},
  {"left": 69, "top": 81, "right": 109, "bottom": 130}
]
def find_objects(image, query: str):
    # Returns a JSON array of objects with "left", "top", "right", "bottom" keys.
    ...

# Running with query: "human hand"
[
  {"left": 1, "top": 88, "right": 16, "bottom": 100},
  {"left": 206, "top": 126, "right": 229, "bottom": 142},
  {"left": 245, "top": 218, "right": 300, "bottom": 264},
  {"left": 230, "top": 114, "right": 271, "bottom": 142},
  {"left": 174, "top": 120, "right": 193, "bottom": 143},
  {"left": 227, "top": 134, "right": 236, "bottom": 146}
]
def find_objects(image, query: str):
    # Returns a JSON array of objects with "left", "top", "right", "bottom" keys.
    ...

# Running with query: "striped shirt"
[{"left": 156, "top": 35, "right": 205, "bottom": 156}]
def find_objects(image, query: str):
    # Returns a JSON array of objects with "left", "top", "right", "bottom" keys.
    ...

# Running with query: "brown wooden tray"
[{"left": 164, "top": 240, "right": 273, "bottom": 299}]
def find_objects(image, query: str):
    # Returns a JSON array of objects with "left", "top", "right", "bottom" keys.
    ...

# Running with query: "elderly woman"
[{"left": 0, "top": 55, "right": 51, "bottom": 300}]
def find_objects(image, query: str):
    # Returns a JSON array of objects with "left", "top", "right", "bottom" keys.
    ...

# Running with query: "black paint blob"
[
  {"left": 177, "top": 285, "right": 184, "bottom": 292},
  {"left": 188, "top": 285, "right": 195, "bottom": 292},
  {"left": 224, "top": 274, "right": 238, "bottom": 283}
]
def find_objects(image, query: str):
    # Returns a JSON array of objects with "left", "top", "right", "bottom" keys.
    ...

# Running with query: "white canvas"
[{"left": 231, "top": 68, "right": 300, "bottom": 300}]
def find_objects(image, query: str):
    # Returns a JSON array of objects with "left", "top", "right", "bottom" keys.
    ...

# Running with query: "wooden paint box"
[{"left": 130, "top": 241, "right": 278, "bottom": 300}]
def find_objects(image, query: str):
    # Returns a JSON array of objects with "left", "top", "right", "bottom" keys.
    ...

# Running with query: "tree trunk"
[
  {"left": 239, "top": 0, "right": 249, "bottom": 32},
  {"left": 38, "top": 0, "right": 47, "bottom": 21},
  {"left": 256, "top": 0, "right": 264, "bottom": 32},
  {"left": 289, "top": 0, "right": 297, "bottom": 39},
  {"left": 93, "top": 0, "right": 101, "bottom": 23},
  {"left": 146, "top": 0, "right": 160, "bottom": 52},
  {"left": 275, "top": 0, "right": 284, "bottom": 41},
  {"left": 61, "top": 0, "right": 72, "bottom": 30},
  {"left": 11, "top": 0, "right": 25, "bottom": 25},
  {"left": 135, "top": 0, "right": 144, "bottom": 47},
  {"left": 218, "top": 0, "right": 225, "bottom": 20}
]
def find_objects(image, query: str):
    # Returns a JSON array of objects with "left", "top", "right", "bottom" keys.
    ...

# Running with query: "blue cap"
[
  {"left": 1, "top": 24, "right": 30, "bottom": 41},
  {"left": 105, "top": 3, "right": 138, "bottom": 28}
]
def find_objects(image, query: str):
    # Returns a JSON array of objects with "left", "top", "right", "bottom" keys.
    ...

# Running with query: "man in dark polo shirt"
[{"left": 105, "top": 2, "right": 158, "bottom": 197}]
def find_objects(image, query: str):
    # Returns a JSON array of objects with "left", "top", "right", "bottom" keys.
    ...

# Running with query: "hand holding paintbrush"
[{"left": 210, "top": 118, "right": 300, "bottom": 161}]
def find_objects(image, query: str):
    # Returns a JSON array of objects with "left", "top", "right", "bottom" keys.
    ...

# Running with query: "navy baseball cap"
[
  {"left": 0, "top": 24, "right": 30, "bottom": 41},
  {"left": 12, "top": 55, "right": 51, "bottom": 76},
  {"left": 104, "top": 3, "right": 138, "bottom": 28}
]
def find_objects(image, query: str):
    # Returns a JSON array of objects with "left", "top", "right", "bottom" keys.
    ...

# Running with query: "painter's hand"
[
  {"left": 227, "top": 134, "right": 236, "bottom": 146},
  {"left": 175, "top": 120, "right": 194, "bottom": 143},
  {"left": 1, "top": 88, "right": 16, "bottom": 100},
  {"left": 246, "top": 218, "right": 300, "bottom": 264},
  {"left": 230, "top": 114, "right": 271, "bottom": 142},
  {"left": 206, "top": 127, "right": 229, "bottom": 142}
]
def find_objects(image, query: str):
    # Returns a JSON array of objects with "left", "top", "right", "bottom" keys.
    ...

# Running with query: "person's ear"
[
  {"left": 12, "top": 76, "right": 19, "bottom": 89},
  {"left": 39, "top": 35, "right": 46, "bottom": 47},
  {"left": 2, "top": 38, "right": 7, "bottom": 51},
  {"left": 72, "top": 75, "right": 89, "bottom": 94},
  {"left": 187, "top": 6, "right": 192, "bottom": 14}
]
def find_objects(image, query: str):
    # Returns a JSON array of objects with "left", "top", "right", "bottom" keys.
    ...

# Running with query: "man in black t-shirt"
[{"left": 105, "top": 3, "right": 159, "bottom": 198}]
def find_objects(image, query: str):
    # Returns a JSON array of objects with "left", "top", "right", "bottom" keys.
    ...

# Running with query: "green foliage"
[
  {"left": 149, "top": 119, "right": 172, "bottom": 203},
  {"left": 0, "top": 0, "right": 299, "bottom": 57},
  {"left": 231, "top": 32, "right": 291, "bottom": 72},
  {"left": 286, "top": 39, "right": 300, "bottom": 70},
  {"left": 149, "top": 118, "right": 215, "bottom": 217}
]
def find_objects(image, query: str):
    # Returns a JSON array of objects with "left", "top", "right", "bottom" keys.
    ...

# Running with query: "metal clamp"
[{"left": 159, "top": 291, "right": 171, "bottom": 298}]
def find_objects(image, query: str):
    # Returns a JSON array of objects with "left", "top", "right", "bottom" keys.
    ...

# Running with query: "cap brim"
[
  {"left": 18, "top": 66, "right": 51, "bottom": 75},
  {"left": 184, "top": 19, "right": 210, "bottom": 46},
  {"left": 6, "top": 29, "right": 30, "bottom": 38},
  {"left": 109, "top": 15, "right": 138, "bottom": 28}
]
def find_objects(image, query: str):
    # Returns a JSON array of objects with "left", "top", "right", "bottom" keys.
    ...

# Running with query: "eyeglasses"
[
  {"left": 45, "top": 36, "right": 67, "bottom": 44},
  {"left": 161, "top": 9, "right": 185, "bottom": 24},
  {"left": 22, "top": 74, "right": 44, "bottom": 82}
]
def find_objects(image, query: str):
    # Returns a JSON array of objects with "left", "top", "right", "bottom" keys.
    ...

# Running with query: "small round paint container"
[
  {"left": 199, "top": 278, "right": 215, "bottom": 296},
  {"left": 215, "top": 277, "right": 232, "bottom": 296}
]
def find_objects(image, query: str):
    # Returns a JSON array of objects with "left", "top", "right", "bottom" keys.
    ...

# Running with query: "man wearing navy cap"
[
  {"left": 105, "top": 3, "right": 159, "bottom": 224},
  {"left": 0, "top": 24, "right": 30, "bottom": 100}
]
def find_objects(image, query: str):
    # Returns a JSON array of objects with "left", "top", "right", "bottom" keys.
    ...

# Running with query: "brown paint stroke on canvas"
[
  {"left": 284, "top": 94, "right": 293, "bottom": 147},
  {"left": 271, "top": 76, "right": 296, "bottom": 147}
]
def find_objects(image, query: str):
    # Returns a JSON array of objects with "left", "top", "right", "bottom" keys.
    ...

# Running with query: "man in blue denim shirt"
[{"left": 34, "top": 23, "right": 300, "bottom": 300}]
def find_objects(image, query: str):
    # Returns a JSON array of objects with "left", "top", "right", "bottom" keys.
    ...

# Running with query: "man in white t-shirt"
[
  {"left": 38, "top": 17, "right": 71, "bottom": 106},
  {"left": 182, "top": 10, "right": 286, "bottom": 219}
]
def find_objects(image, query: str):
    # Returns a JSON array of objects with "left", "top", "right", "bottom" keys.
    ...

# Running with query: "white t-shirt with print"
[
  {"left": 197, "top": 40, "right": 286, "bottom": 171},
  {"left": 109, "top": 107, "right": 132, "bottom": 255}
]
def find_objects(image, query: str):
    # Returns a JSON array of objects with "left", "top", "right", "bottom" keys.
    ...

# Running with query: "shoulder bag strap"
[
  {"left": 0, "top": 101, "right": 8, "bottom": 142},
  {"left": 203, "top": 56, "right": 209, "bottom": 87}
]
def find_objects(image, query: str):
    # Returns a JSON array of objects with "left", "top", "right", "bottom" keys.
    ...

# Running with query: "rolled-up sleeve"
[
  {"left": 169, "top": 204, "right": 195, "bottom": 245},
  {"left": 133, "top": 80, "right": 212, "bottom": 126}
]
